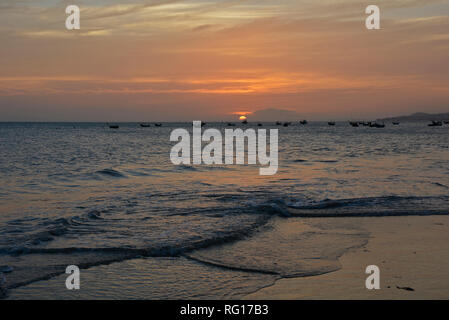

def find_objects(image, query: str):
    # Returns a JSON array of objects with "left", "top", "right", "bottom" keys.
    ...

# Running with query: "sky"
[{"left": 0, "top": 0, "right": 448, "bottom": 121}]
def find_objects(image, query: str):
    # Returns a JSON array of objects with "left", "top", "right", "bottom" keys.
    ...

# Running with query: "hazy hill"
[{"left": 251, "top": 108, "right": 301, "bottom": 121}]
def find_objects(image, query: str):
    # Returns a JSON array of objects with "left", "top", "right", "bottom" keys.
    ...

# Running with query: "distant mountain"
[
  {"left": 251, "top": 108, "right": 301, "bottom": 121},
  {"left": 377, "top": 112, "right": 449, "bottom": 122}
]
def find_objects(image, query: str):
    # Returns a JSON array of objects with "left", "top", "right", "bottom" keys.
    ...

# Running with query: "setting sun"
[{"left": 239, "top": 116, "right": 247, "bottom": 121}]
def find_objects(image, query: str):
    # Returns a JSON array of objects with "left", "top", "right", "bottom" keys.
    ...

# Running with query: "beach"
[
  {"left": 246, "top": 215, "right": 449, "bottom": 299},
  {"left": 7, "top": 214, "right": 449, "bottom": 299}
]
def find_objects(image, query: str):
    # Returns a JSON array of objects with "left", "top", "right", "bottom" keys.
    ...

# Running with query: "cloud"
[
  {"left": 2, "top": 71, "right": 441, "bottom": 97},
  {"left": 0, "top": 0, "right": 448, "bottom": 121},
  {"left": 81, "top": 0, "right": 183, "bottom": 21}
]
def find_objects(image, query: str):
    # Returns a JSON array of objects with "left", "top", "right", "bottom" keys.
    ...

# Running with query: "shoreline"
[
  {"left": 244, "top": 215, "right": 449, "bottom": 299},
  {"left": 4, "top": 215, "right": 449, "bottom": 299}
]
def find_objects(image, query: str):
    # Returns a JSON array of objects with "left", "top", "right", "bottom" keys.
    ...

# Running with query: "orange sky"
[{"left": 0, "top": 0, "right": 448, "bottom": 121}]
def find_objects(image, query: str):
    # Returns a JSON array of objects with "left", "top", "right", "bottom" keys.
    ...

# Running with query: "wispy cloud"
[
  {"left": 1, "top": 0, "right": 448, "bottom": 120},
  {"left": 0, "top": 71, "right": 445, "bottom": 97}
]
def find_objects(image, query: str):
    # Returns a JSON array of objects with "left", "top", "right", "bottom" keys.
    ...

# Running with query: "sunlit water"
[{"left": 0, "top": 122, "right": 448, "bottom": 299}]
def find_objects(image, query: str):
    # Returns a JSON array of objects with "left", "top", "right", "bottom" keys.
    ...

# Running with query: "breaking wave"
[{"left": 96, "top": 169, "right": 126, "bottom": 178}]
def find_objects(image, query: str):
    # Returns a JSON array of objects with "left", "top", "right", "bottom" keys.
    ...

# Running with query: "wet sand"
[
  {"left": 5, "top": 215, "right": 449, "bottom": 299},
  {"left": 245, "top": 215, "right": 449, "bottom": 299}
]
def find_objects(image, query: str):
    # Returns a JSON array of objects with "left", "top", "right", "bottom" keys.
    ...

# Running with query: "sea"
[{"left": 0, "top": 121, "right": 448, "bottom": 299}]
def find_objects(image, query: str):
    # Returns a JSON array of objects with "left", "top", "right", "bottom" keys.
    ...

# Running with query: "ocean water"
[{"left": 0, "top": 121, "right": 448, "bottom": 299}]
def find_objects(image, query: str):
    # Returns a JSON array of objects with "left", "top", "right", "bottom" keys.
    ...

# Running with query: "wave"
[
  {"left": 315, "top": 159, "right": 338, "bottom": 163},
  {"left": 0, "top": 211, "right": 270, "bottom": 296},
  {"left": 2, "top": 194, "right": 448, "bottom": 254},
  {"left": 254, "top": 200, "right": 291, "bottom": 217},
  {"left": 3, "top": 212, "right": 267, "bottom": 256},
  {"left": 1, "top": 192, "right": 448, "bottom": 298},
  {"left": 433, "top": 182, "right": 449, "bottom": 189},
  {"left": 0, "top": 209, "right": 110, "bottom": 250},
  {"left": 87, "top": 210, "right": 103, "bottom": 220},
  {"left": 286, "top": 195, "right": 449, "bottom": 217},
  {"left": 186, "top": 216, "right": 369, "bottom": 278},
  {"left": 96, "top": 169, "right": 126, "bottom": 178},
  {"left": 176, "top": 164, "right": 198, "bottom": 171},
  {"left": 0, "top": 266, "right": 13, "bottom": 273}
]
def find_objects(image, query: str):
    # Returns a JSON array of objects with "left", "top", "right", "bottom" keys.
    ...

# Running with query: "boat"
[
  {"left": 369, "top": 122, "right": 385, "bottom": 128},
  {"left": 300, "top": 120, "right": 308, "bottom": 125},
  {"left": 201, "top": 122, "right": 206, "bottom": 127},
  {"left": 349, "top": 121, "right": 359, "bottom": 127},
  {"left": 392, "top": 122, "right": 400, "bottom": 125},
  {"left": 108, "top": 124, "right": 119, "bottom": 129},
  {"left": 155, "top": 123, "right": 162, "bottom": 127},
  {"left": 140, "top": 123, "right": 151, "bottom": 127},
  {"left": 443, "top": 121, "right": 449, "bottom": 124},
  {"left": 283, "top": 122, "right": 291, "bottom": 127},
  {"left": 242, "top": 120, "right": 248, "bottom": 124},
  {"left": 328, "top": 122, "right": 336, "bottom": 126},
  {"left": 428, "top": 121, "right": 442, "bottom": 127},
  {"left": 257, "top": 123, "right": 263, "bottom": 127},
  {"left": 276, "top": 121, "right": 282, "bottom": 126},
  {"left": 227, "top": 123, "right": 236, "bottom": 126}
]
